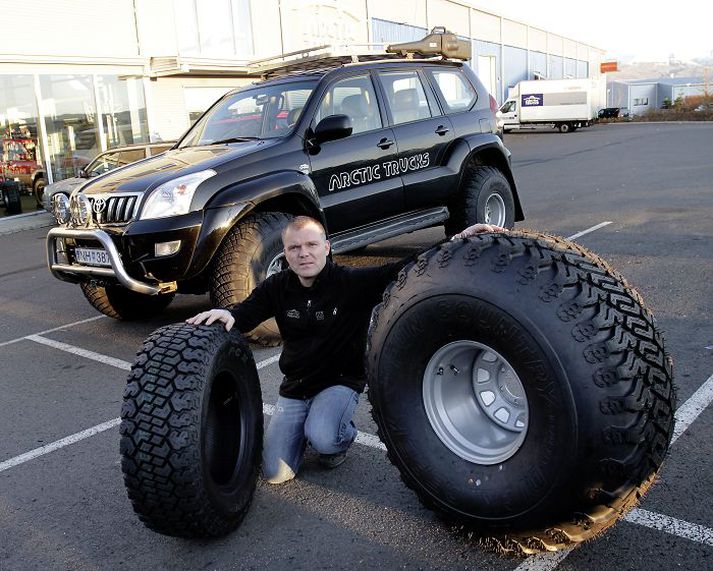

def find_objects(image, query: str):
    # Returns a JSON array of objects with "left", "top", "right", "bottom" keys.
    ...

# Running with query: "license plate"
[{"left": 75, "top": 247, "right": 111, "bottom": 267}]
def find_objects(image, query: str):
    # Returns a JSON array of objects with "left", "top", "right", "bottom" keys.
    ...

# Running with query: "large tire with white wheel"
[
  {"left": 445, "top": 166, "right": 515, "bottom": 235},
  {"left": 366, "top": 231, "right": 675, "bottom": 554},
  {"left": 80, "top": 282, "right": 174, "bottom": 320},
  {"left": 210, "top": 212, "right": 292, "bottom": 346},
  {"left": 120, "top": 323, "right": 263, "bottom": 538}
]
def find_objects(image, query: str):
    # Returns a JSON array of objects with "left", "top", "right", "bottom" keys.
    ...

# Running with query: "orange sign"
[{"left": 600, "top": 61, "right": 618, "bottom": 73}]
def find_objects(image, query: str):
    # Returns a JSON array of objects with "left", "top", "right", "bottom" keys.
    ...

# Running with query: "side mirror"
[
  {"left": 314, "top": 114, "right": 353, "bottom": 144},
  {"left": 78, "top": 168, "right": 87, "bottom": 178}
]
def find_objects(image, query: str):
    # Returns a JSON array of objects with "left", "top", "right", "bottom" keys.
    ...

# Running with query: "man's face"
[{"left": 282, "top": 223, "right": 330, "bottom": 283}]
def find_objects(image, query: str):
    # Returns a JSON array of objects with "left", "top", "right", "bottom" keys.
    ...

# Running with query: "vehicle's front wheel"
[
  {"left": 366, "top": 231, "right": 675, "bottom": 554},
  {"left": 33, "top": 177, "right": 47, "bottom": 208},
  {"left": 120, "top": 323, "right": 263, "bottom": 537},
  {"left": 80, "top": 282, "right": 175, "bottom": 320},
  {"left": 210, "top": 211, "right": 292, "bottom": 346},
  {"left": 445, "top": 166, "right": 515, "bottom": 235}
]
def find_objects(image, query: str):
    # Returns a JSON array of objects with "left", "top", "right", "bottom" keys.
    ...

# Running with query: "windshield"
[{"left": 178, "top": 80, "right": 317, "bottom": 148}]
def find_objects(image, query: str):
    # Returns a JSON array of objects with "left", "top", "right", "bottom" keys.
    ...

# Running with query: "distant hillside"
[{"left": 607, "top": 60, "right": 713, "bottom": 81}]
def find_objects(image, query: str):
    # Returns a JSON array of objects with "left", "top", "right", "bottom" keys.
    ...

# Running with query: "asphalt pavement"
[{"left": 1, "top": 122, "right": 712, "bottom": 570}]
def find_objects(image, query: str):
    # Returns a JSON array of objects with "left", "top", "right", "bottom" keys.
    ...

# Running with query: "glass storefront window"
[
  {"left": 0, "top": 75, "right": 43, "bottom": 192},
  {"left": 95, "top": 76, "right": 149, "bottom": 148},
  {"left": 39, "top": 74, "right": 101, "bottom": 181}
]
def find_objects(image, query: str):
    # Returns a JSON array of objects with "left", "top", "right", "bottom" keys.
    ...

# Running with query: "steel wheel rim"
[
  {"left": 422, "top": 340, "right": 528, "bottom": 465},
  {"left": 484, "top": 193, "right": 506, "bottom": 227}
]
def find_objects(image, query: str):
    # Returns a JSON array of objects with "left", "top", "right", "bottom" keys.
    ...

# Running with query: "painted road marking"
[
  {"left": 0, "top": 315, "right": 105, "bottom": 349},
  {"left": 671, "top": 373, "right": 713, "bottom": 445},
  {"left": 623, "top": 508, "right": 713, "bottom": 547},
  {"left": 566, "top": 221, "right": 612, "bottom": 241}
]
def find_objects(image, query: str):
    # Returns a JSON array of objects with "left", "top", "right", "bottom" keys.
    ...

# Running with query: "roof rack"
[{"left": 246, "top": 27, "right": 471, "bottom": 80}]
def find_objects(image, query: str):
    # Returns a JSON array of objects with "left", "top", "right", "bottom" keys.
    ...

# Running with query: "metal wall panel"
[
  {"left": 504, "top": 46, "right": 528, "bottom": 93},
  {"left": 370, "top": 18, "right": 428, "bottom": 45}
]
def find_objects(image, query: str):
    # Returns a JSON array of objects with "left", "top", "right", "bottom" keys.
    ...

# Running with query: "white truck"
[{"left": 497, "top": 78, "right": 605, "bottom": 133}]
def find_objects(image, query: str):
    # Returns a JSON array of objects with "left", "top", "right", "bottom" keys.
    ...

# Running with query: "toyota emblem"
[{"left": 93, "top": 197, "right": 106, "bottom": 215}]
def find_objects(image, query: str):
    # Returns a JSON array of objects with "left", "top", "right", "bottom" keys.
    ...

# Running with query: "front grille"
[{"left": 90, "top": 194, "right": 140, "bottom": 224}]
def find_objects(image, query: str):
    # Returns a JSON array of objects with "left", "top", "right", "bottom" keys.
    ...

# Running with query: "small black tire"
[
  {"left": 366, "top": 231, "right": 675, "bottom": 554},
  {"left": 33, "top": 177, "right": 47, "bottom": 208},
  {"left": 210, "top": 212, "right": 292, "bottom": 346},
  {"left": 445, "top": 166, "right": 515, "bottom": 235},
  {"left": 80, "top": 282, "right": 174, "bottom": 320},
  {"left": 120, "top": 323, "right": 263, "bottom": 538}
]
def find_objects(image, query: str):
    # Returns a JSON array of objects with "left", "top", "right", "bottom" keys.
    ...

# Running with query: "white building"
[{"left": 0, "top": 0, "right": 605, "bottom": 191}]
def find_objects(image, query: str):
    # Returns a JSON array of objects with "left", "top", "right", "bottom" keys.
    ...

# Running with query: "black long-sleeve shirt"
[{"left": 231, "top": 258, "right": 404, "bottom": 399}]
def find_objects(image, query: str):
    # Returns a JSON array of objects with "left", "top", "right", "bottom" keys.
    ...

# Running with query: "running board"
[{"left": 330, "top": 207, "right": 449, "bottom": 254}]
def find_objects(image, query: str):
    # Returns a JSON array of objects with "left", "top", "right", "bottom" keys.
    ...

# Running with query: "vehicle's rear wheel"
[
  {"left": 210, "top": 211, "right": 292, "bottom": 346},
  {"left": 80, "top": 282, "right": 174, "bottom": 320},
  {"left": 445, "top": 166, "right": 515, "bottom": 235},
  {"left": 558, "top": 122, "right": 572, "bottom": 133},
  {"left": 366, "top": 231, "right": 675, "bottom": 554},
  {"left": 120, "top": 323, "right": 263, "bottom": 537}
]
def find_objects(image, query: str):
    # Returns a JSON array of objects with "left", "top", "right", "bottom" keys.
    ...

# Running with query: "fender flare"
[
  {"left": 186, "top": 170, "right": 326, "bottom": 277},
  {"left": 459, "top": 134, "right": 524, "bottom": 222}
]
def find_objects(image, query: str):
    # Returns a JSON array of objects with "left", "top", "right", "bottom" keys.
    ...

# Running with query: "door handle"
[
  {"left": 377, "top": 138, "right": 394, "bottom": 149},
  {"left": 435, "top": 125, "right": 450, "bottom": 136}
]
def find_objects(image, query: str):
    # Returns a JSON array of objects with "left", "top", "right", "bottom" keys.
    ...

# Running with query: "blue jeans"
[{"left": 263, "top": 385, "right": 359, "bottom": 484}]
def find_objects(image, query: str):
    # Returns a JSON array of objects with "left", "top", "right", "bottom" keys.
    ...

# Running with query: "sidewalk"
[{"left": 0, "top": 209, "right": 54, "bottom": 235}]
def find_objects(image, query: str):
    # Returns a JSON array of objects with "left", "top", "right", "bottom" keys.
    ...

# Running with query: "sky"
[{"left": 472, "top": 1, "right": 713, "bottom": 63}]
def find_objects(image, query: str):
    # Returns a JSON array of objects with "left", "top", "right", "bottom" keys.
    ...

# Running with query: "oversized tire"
[
  {"left": 120, "top": 323, "right": 263, "bottom": 538},
  {"left": 445, "top": 166, "right": 515, "bottom": 235},
  {"left": 366, "top": 231, "right": 675, "bottom": 554},
  {"left": 80, "top": 282, "right": 174, "bottom": 320},
  {"left": 210, "top": 211, "right": 292, "bottom": 346}
]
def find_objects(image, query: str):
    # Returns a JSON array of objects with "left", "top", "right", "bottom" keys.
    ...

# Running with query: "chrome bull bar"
[{"left": 46, "top": 227, "right": 176, "bottom": 295}]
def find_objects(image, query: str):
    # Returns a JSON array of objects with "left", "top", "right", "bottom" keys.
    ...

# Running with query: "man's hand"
[
  {"left": 451, "top": 223, "right": 508, "bottom": 240},
  {"left": 186, "top": 308, "right": 235, "bottom": 331}
]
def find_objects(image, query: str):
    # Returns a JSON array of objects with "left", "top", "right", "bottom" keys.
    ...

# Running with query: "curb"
[{"left": 0, "top": 210, "right": 55, "bottom": 236}]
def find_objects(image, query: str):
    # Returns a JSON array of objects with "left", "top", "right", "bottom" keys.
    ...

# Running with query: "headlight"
[
  {"left": 52, "top": 193, "right": 71, "bottom": 225},
  {"left": 140, "top": 169, "right": 216, "bottom": 220}
]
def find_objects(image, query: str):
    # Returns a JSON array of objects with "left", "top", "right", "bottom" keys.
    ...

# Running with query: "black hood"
[{"left": 79, "top": 140, "right": 275, "bottom": 196}]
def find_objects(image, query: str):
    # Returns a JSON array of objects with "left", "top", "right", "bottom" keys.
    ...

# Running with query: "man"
[{"left": 187, "top": 216, "right": 504, "bottom": 484}]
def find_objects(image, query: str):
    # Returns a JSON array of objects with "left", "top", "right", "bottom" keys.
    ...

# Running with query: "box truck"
[{"left": 497, "top": 78, "right": 605, "bottom": 133}]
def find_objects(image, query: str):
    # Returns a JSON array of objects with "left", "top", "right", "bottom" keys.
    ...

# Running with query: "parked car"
[
  {"left": 41, "top": 142, "right": 175, "bottom": 211},
  {"left": 46, "top": 28, "right": 522, "bottom": 345},
  {"left": 598, "top": 107, "right": 621, "bottom": 119}
]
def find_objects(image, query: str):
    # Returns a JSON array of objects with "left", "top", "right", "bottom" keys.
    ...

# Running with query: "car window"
[
  {"left": 87, "top": 149, "right": 145, "bottom": 176},
  {"left": 377, "top": 70, "right": 433, "bottom": 125},
  {"left": 500, "top": 100, "right": 516, "bottom": 113},
  {"left": 427, "top": 68, "right": 477, "bottom": 113},
  {"left": 314, "top": 75, "right": 382, "bottom": 135},
  {"left": 178, "top": 80, "right": 317, "bottom": 146}
]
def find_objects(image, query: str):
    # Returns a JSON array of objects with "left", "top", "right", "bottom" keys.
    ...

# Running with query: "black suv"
[{"left": 47, "top": 29, "right": 523, "bottom": 344}]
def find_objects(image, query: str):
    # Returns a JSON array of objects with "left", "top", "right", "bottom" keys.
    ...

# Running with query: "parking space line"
[
  {"left": 0, "top": 418, "right": 121, "bottom": 473},
  {"left": 671, "top": 373, "right": 713, "bottom": 445},
  {"left": 565, "top": 221, "right": 612, "bottom": 241},
  {"left": 623, "top": 508, "right": 713, "bottom": 547},
  {"left": 0, "top": 315, "right": 105, "bottom": 349},
  {"left": 27, "top": 335, "right": 132, "bottom": 371},
  {"left": 513, "top": 550, "right": 571, "bottom": 571}
]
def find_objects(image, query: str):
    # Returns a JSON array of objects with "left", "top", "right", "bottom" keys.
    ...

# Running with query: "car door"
[
  {"left": 374, "top": 68, "right": 456, "bottom": 211},
  {"left": 307, "top": 73, "right": 402, "bottom": 234}
]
